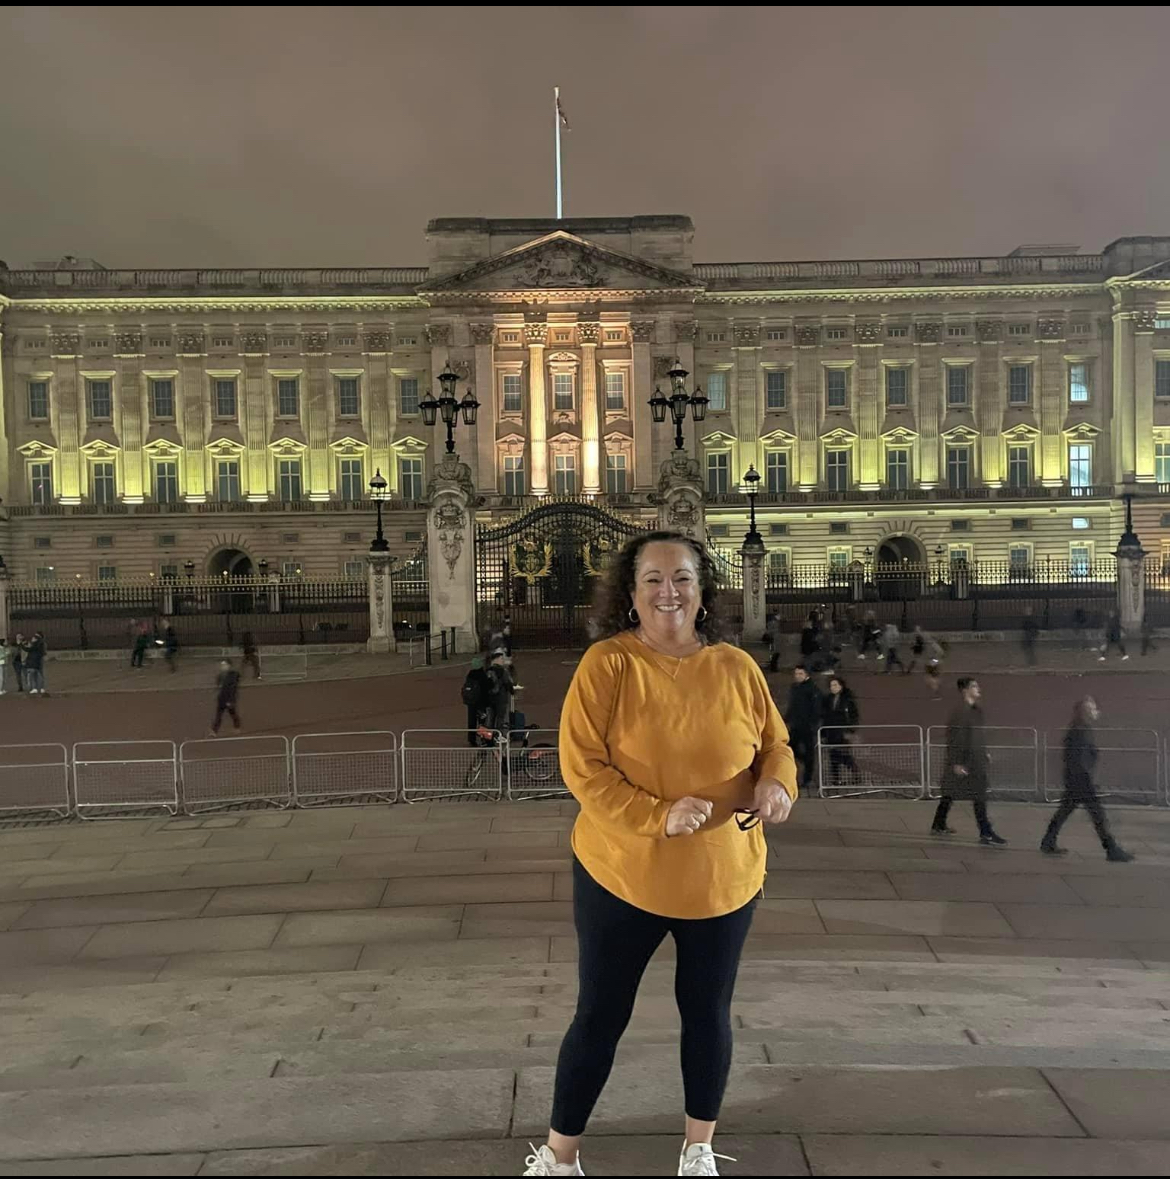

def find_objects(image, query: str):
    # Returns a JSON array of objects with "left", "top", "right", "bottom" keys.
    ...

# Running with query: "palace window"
[
  {"left": 825, "top": 327, "right": 848, "bottom": 341},
  {"left": 553, "top": 372, "right": 574, "bottom": 411},
  {"left": 1010, "top": 323, "right": 1031, "bottom": 337},
  {"left": 886, "top": 448, "right": 909, "bottom": 490},
  {"left": 1070, "top": 543, "right": 1092, "bottom": 576},
  {"left": 765, "top": 370, "right": 787, "bottom": 410},
  {"left": 277, "top": 378, "right": 299, "bottom": 417},
  {"left": 766, "top": 329, "right": 786, "bottom": 341},
  {"left": 503, "top": 454, "right": 525, "bottom": 496},
  {"left": 1157, "top": 442, "right": 1170, "bottom": 485},
  {"left": 606, "top": 453, "right": 628, "bottom": 494},
  {"left": 88, "top": 379, "right": 112, "bottom": 420},
  {"left": 92, "top": 461, "right": 116, "bottom": 505},
  {"left": 706, "top": 452, "right": 730, "bottom": 495},
  {"left": 399, "top": 456, "right": 423, "bottom": 500},
  {"left": 1007, "top": 445, "right": 1031, "bottom": 488},
  {"left": 765, "top": 450, "right": 789, "bottom": 493},
  {"left": 886, "top": 367, "right": 909, "bottom": 407},
  {"left": 337, "top": 377, "right": 360, "bottom": 417},
  {"left": 946, "top": 446, "right": 970, "bottom": 490},
  {"left": 605, "top": 371, "right": 626, "bottom": 411},
  {"left": 1156, "top": 360, "right": 1170, "bottom": 399},
  {"left": 1068, "top": 443, "right": 1092, "bottom": 489},
  {"left": 31, "top": 462, "right": 53, "bottom": 505},
  {"left": 502, "top": 373, "right": 523, "bottom": 413},
  {"left": 946, "top": 366, "right": 970, "bottom": 407},
  {"left": 706, "top": 371, "right": 728, "bottom": 411},
  {"left": 216, "top": 460, "right": 240, "bottom": 502},
  {"left": 554, "top": 453, "right": 577, "bottom": 495},
  {"left": 154, "top": 460, "right": 179, "bottom": 504},
  {"left": 1069, "top": 363, "right": 1089, "bottom": 404},
  {"left": 826, "top": 369, "right": 848, "bottom": 408},
  {"left": 344, "top": 559, "right": 364, "bottom": 578},
  {"left": 399, "top": 377, "right": 420, "bottom": 416},
  {"left": 151, "top": 378, "right": 175, "bottom": 419},
  {"left": 826, "top": 449, "right": 850, "bottom": 492},
  {"left": 98, "top": 565, "right": 117, "bottom": 582},
  {"left": 214, "top": 378, "right": 237, "bottom": 418},
  {"left": 887, "top": 326, "right": 909, "bottom": 339},
  {"left": 1008, "top": 364, "right": 1032, "bottom": 405},
  {"left": 277, "top": 458, "right": 303, "bottom": 502},
  {"left": 28, "top": 380, "right": 49, "bottom": 420},
  {"left": 339, "top": 457, "right": 364, "bottom": 501}
]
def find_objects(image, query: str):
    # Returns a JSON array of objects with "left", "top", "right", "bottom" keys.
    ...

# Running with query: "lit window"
[
  {"left": 1008, "top": 445, "right": 1031, "bottom": 488},
  {"left": 886, "top": 367, "right": 909, "bottom": 406},
  {"left": 217, "top": 460, "right": 240, "bottom": 502},
  {"left": 399, "top": 456, "right": 423, "bottom": 500},
  {"left": 1068, "top": 443, "right": 1092, "bottom": 490},
  {"left": 886, "top": 448, "right": 909, "bottom": 490},
  {"left": 339, "top": 458, "right": 364, "bottom": 501},
  {"left": 92, "top": 461, "right": 117, "bottom": 505},
  {"left": 605, "top": 371, "right": 626, "bottom": 411},
  {"left": 554, "top": 453, "right": 577, "bottom": 495},
  {"left": 282, "top": 561, "right": 303, "bottom": 580},
  {"left": 1156, "top": 360, "right": 1170, "bottom": 399},
  {"left": 1008, "top": 365, "right": 1031, "bottom": 405},
  {"left": 151, "top": 378, "right": 175, "bottom": 419},
  {"left": 88, "top": 379, "right": 112, "bottom": 419},
  {"left": 36, "top": 567, "right": 56, "bottom": 584},
  {"left": 765, "top": 451, "right": 788, "bottom": 493},
  {"left": 399, "top": 377, "right": 420, "bottom": 415},
  {"left": 1157, "top": 443, "right": 1170, "bottom": 485},
  {"left": 154, "top": 461, "right": 179, "bottom": 504},
  {"left": 31, "top": 462, "right": 53, "bottom": 505},
  {"left": 1069, "top": 363, "right": 1089, "bottom": 404},
  {"left": 826, "top": 450, "right": 850, "bottom": 492},
  {"left": 277, "top": 378, "right": 299, "bottom": 417},
  {"left": 706, "top": 372, "right": 728, "bottom": 411},
  {"left": 277, "top": 458, "right": 303, "bottom": 502},
  {"left": 828, "top": 549, "right": 851, "bottom": 570},
  {"left": 605, "top": 330, "right": 624, "bottom": 342},
  {"left": 28, "top": 381, "right": 49, "bottom": 419},
  {"left": 503, "top": 454, "right": 525, "bottom": 495},
  {"left": 765, "top": 370, "right": 787, "bottom": 410},
  {"left": 98, "top": 565, "right": 117, "bottom": 582},
  {"left": 946, "top": 447, "right": 970, "bottom": 490},
  {"left": 553, "top": 373, "right": 574, "bottom": 411},
  {"left": 946, "top": 367, "right": 970, "bottom": 406},
  {"left": 214, "top": 379, "right": 237, "bottom": 418},
  {"left": 706, "top": 452, "right": 730, "bottom": 495},
  {"left": 1071, "top": 517, "right": 1090, "bottom": 530},
  {"left": 500, "top": 332, "right": 520, "bottom": 343},
  {"left": 344, "top": 559, "right": 364, "bottom": 578},
  {"left": 826, "top": 369, "right": 848, "bottom": 408},
  {"left": 1009, "top": 545, "right": 1031, "bottom": 572},
  {"left": 1070, "top": 544, "right": 1092, "bottom": 576},
  {"left": 605, "top": 453, "right": 628, "bottom": 494},
  {"left": 337, "top": 377, "right": 360, "bottom": 417},
  {"left": 502, "top": 373, "right": 523, "bottom": 413}
]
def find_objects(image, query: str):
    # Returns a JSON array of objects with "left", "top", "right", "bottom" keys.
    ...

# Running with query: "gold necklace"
[{"left": 634, "top": 629, "right": 702, "bottom": 678}]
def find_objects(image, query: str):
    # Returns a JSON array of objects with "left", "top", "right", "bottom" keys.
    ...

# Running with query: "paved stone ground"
[{"left": 0, "top": 797, "right": 1169, "bottom": 1174}]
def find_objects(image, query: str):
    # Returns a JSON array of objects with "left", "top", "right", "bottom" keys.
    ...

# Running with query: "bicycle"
[{"left": 462, "top": 721, "right": 560, "bottom": 796}]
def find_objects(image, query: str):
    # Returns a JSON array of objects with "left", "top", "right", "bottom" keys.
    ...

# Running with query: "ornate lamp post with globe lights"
[
  {"left": 419, "top": 363, "right": 480, "bottom": 455},
  {"left": 648, "top": 358, "right": 709, "bottom": 451}
]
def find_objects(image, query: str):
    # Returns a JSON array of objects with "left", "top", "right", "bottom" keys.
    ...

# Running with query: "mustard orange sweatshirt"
[{"left": 559, "top": 631, "right": 797, "bottom": 919}]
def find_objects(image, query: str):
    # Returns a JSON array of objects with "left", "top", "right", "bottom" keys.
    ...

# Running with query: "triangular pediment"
[{"left": 421, "top": 230, "right": 702, "bottom": 299}]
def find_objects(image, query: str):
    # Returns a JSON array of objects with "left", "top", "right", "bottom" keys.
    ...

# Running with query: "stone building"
[{"left": 1, "top": 216, "right": 1169, "bottom": 584}]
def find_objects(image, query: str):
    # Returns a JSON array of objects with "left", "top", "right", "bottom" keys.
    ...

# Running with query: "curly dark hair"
[{"left": 590, "top": 530, "right": 726, "bottom": 643}]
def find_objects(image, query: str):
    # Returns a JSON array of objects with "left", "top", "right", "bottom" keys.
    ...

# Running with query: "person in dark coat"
[
  {"left": 462, "top": 655, "right": 492, "bottom": 747},
  {"left": 24, "top": 632, "right": 47, "bottom": 695},
  {"left": 931, "top": 678, "right": 1007, "bottom": 845},
  {"left": 1041, "top": 697, "right": 1134, "bottom": 862},
  {"left": 209, "top": 659, "right": 241, "bottom": 735},
  {"left": 820, "top": 674, "right": 859, "bottom": 788},
  {"left": 784, "top": 665, "right": 822, "bottom": 792},
  {"left": 1099, "top": 612, "right": 1128, "bottom": 661},
  {"left": 162, "top": 621, "right": 179, "bottom": 674},
  {"left": 478, "top": 649, "right": 515, "bottom": 741},
  {"left": 241, "top": 631, "right": 262, "bottom": 679}
]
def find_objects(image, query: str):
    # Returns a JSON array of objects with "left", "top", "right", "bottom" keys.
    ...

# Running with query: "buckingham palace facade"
[{"left": 1, "top": 215, "right": 1170, "bottom": 584}]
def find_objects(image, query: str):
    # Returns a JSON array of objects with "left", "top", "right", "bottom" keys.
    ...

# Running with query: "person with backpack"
[
  {"left": 24, "top": 632, "right": 47, "bottom": 696},
  {"left": 462, "top": 656, "right": 493, "bottom": 746}
]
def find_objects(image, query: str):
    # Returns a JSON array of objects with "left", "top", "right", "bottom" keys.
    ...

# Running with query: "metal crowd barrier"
[
  {"left": 1043, "top": 728, "right": 1161, "bottom": 806},
  {"left": 179, "top": 735, "right": 292, "bottom": 814},
  {"left": 73, "top": 740, "right": 179, "bottom": 819},
  {"left": 927, "top": 726, "right": 1041, "bottom": 802},
  {"left": 0, "top": 744, "right": 71, "bottom": 819},
  {"left": 292, "top": 731, "right": 398, "bottom": 807},
  {"left": 505, "top": 728, "right": 567, "bottom": 801},
  {"left": 817, "top": 725, "right": 925, "bottom": 799},
  {"left": 400, "top": 729, "right": 504, "bottom": 803}
]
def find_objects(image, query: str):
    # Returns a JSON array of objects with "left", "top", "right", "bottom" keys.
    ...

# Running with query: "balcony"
[{"left": 706, "top": 484, "right": 1114, "bottom": 508}]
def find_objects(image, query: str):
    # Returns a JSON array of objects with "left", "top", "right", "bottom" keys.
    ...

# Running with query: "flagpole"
[{"left": 554, "top": 86, "right": 563, "bottom": 219}]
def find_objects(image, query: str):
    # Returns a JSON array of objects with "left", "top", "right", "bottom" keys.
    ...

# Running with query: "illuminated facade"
[{"left": 1, "top": 217, "right": 1169, "bottom": 582}]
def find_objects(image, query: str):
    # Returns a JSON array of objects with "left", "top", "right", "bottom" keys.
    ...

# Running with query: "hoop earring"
[
  {"left": 696, "top": 606, "right": 708, "bottom": 624},
  {"left": 628, "top": 607, "right": 640, "bottom": 625}
]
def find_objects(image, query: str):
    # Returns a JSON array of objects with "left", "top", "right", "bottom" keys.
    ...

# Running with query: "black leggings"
[
  {"left": 1044, "top": 786, "right": 1116, "bottom": 851},
  {"left": 551, "top": 858, "right": 756, "bottom": 1137},
  {"left": 932, "top": 796, "right": 992, "bottom": 837}
]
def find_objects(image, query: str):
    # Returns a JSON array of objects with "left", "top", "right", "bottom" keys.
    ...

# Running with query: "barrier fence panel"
[
  {"left": 400, "top": 729, "right": 504, "bottom": 803},
  {"left": 292, "top": 731, "right": 397, "bottom": 807},
  {"left": 0, "top": 744, "right": 71, "bottom": 819},
  {"left": 927, "top": 726, "right": 1041, "bottom": 802},
  {"left": 1043, "top": 728, "right": 1161, "bottom": 806},
  {"left": 506, "top": 728, "right": 567, "bottom": 801},
  {"left": 179, "top": 735, "right": 292, "bottom": 814},
  {"left": 74, "top": 740, "right": 179, "bottom": 819},
  {"left": 818, "top": 725, "right": 924, "bottom": 799}
]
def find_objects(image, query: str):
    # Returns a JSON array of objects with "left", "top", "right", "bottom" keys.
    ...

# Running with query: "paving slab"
[
  {"left": 274, "top": 906, "right": 463, "bottom": 948},
  {"left": 0, "top": 958, "right": 167, "bottom": 993},
  {"left": 380, "top": 872, "right": 556, "bottom": 907},
  {"left": 0, "top": 927, "right": 98, "bottom": 966},
  {"left": 927, "top": 937, "right": 1141, "bottom": 963},
  {"left": 156, "top": 944, "right": 363, "bottom": 981},
  {"left": 0, "top": 1070, "right": 513, "bottom": 1159},
  {"left": 357, "top": 936, "right": 551, "bottom": 970},
  {"left": 182, "top": 860, "right": 340, "bottom": 887},
  {"left": 1044, "top": 1068, "right": 1170, "bottom": 1139},
  {"left": 201, "top": 880, "right": 386, "bottom": 917},
  {"left": 79, "top": 914, "right": 285, "bottom": 960},
  {"left": 998, "top": 903, "right": 1170, "bottom": 941},
  {"left": 308, "top": 850, "right": 490, "bottom": 881},
  {"left": 0, "top": 902, "right": 32, "bottom": 931},
  {"left": 196, "top": 1134, "right": 808, "bottom": 1176},
  {"left": 756, "top": 871, "right": 899, "bottom": 900},
  {"left": 802, "top": 1134, "right": 1170, "bottom": 1176},
  {"left": 267, "top": 837, "right": 419, "bottom": 860},
  {"left": 887, "top": 872, "right": 1084, "bottom": 905},
  {"left": 0, "top": 1154, "right": 206, "bottom": 1176},
  {"left": 417, "top": 830, "right": 561, "bottom": 852},
  {"left": 816, "top": 900, "right": 1016, "bottom": 938},
  {"left": 513, "top": 1063, "right": 1083, "bottom": 1137},
  {"left": 10, "top": 890, "right": 216, "bottom": 930},
  {"left": 1064, "top": 875, "right": 1170, "bottom": 908},
  {"left": 117, "top": 846, "right": 278, "bottom": 871},
  {"left": 460, "top": 900, "right": 576, "bottom": 939},
  {"left": 0, "top": 855, "right": 125, "bottom": 878}
]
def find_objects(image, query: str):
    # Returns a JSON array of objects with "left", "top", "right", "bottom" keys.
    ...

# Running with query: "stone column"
[
  {"left": 741, "top": 536, "right": 766, "bottom": 643},
  {"left": 241, "top": 332, "right": 270, "bottom": 499},
  {"left": 794, "top": 326, "right": 820, "bottom": 488},
  {"left": 976, "top": 321, "right": 1003, "bottom": 484},
  {"left": 471, "top": 323, "right": 497, "bottom": 495},
  {"left": 734, "top": 323, "right": 762, "bottom": 475},
  {"left": 525, "top": 321, "right": 549, "bottom": 496},
  {"left": 115, "top": 331, "right": 145, "bottom": 501},
  {"left": 856, "top": 323, "right": 881, "bottom": 489},
  {"left": 915, "top": 322, "right": 941, "bottom": 487},
  {"left": 363, "top": 329, "right": 393, "bottom": 490},
  {"left": 366, "top": 550, "right": 394, "bottom": 654},
  {"left": 0, "top": 563, "right": 9, "bottom": 641},
  {"left": 1115, "top": 496, "right": 1146, "bottom": 634},
  {"left": 579, "top": 321, "right": 602, "bottom": 494},
  {"left": 1113, "top": 309, "right": 1136, "bottom": 482},
  {"left": 1038, "top": 319, "right": 1066, "bottom": 484},
  {"left": 177, "top": 330, "right": 208, "bottom": 500},
  {"left": 653, "top": 452, "right": 706, "bottom": 544},
  {"left": 50, "top": 333, "right": 82, "bottom": 502},
  {"left": 426, "top": 452, "right": 478, "bottom": 650},
  {"left": 303, "top": 330, "right": 331, "bottom": 499},
  {"left": 1134, "top": 310, "right": 1157, "bottom": 482},
  {"left": 631, "top": 320, "right": 656, "bottom": 490}
]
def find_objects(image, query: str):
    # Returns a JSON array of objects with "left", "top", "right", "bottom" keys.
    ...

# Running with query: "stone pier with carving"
[
  {"left": 366, "top": 551, "right": 394, "bottom": 654},
  {"left": 652, "top": 451, "right": 706, "bottom": 543},
  {"left": 427, "top": 452, "right": 479, "bottom": 651}
]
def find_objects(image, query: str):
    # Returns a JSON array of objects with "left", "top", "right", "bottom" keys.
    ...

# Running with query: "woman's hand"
[
  {"left": 752, "top": 779, "right": 795, "bottom": 825},
  {"left": 665, "top": 796, "right": 713, "bottom": 837}
]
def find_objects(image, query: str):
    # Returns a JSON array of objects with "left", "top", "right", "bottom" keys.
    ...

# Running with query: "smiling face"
[{"left": 632, "top": 540, "right": 702, "bottom": 645}]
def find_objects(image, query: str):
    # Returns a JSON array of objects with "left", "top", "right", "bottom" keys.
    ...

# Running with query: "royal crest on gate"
[
  {"left": 509, "top": 537, "right": 553, "bottom": 583},
  {"left": 582, "top": 536, "right": 616, "bottom": 577}
]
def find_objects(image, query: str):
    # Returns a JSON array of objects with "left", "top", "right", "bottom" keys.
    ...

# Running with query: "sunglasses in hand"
[{"left": 734, "top": 808, "right": 761, "bottom": 831}]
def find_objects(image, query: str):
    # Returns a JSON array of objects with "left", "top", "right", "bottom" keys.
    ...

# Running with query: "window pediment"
[
  {"left": 391, "top": 435, "right": 429, "bottom": 454},
  {"left": 79, "top": 438, "right": 121, "bottom": 456},
  {"left": 701, "top": 429, "right": 737, "bottom": 447},
  {"left": 941, "top": 424, "right": 979, "bottom": 444},
  {"left": 17, "top": 440, "right": 58, "bottom": 457},
  {"left": 1063, "top": 421, "right": 1101, "bottom": 440},
  {"left": 760, "top": 427, "right": 797, "bottom": 445},
  {"left": 329, "top": 435, "right": 368, "bottom": 453},
  {"left": 821, "top": 426, "right": 858, "bottom": 444},
  {"left": 880, "top": 426, "right": 919, "bottom": 443}
]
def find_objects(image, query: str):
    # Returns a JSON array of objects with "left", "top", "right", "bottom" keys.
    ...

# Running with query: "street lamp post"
[
  {"left": 368, "top": 469, "right": 389, "bottom": 553},
  {"left": 648, "top": 358, "right": 709, "bottom": 451},
  {"left": 742, "top": 464, "right": 762, "bottom": 546},
  {"left": 419, "top": 363, "right": 480, "bottom": 455}
]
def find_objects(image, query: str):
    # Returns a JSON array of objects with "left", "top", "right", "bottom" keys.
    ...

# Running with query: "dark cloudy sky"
[{"left": 2, "top": 6, "right": 1169, "bottom": 268}]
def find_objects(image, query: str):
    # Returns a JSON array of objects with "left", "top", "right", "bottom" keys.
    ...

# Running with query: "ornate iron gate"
[{"left": 476, "top": 501, "right": 650, "bottom": 647}]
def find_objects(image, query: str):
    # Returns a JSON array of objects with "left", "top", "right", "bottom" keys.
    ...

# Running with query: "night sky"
[{"left": 2, "top": 6, "right": 1169, "bottom": 268}]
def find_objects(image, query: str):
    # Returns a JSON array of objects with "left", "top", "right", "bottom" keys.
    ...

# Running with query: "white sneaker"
[
  {"left": 523, "top": 1144, "right": 585, "bottom": 1177},
  {"left": 679, "top": 1143, "right": 736, "bottom": 1177}
]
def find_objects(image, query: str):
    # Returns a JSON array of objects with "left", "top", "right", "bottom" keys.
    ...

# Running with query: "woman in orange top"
[{"left": 524, "top": 532, "right": 798, "bottom": 1179}]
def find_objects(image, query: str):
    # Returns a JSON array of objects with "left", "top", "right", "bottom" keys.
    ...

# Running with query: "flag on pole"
[{"left": 556, "top": 87, "right": 570, "bottom": 131}]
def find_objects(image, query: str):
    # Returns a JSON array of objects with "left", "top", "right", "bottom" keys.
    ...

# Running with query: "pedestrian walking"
[
  {"left": 162, "top": 621, "right": 179, "bottom": 673},
  {"left": 1099, "top": 612, "right": 1128, "bottom": 661},
  {"left": 765, "top": 613, "right": 782, "bottom": 673},
  {"left": 924, "top": 640, "right": 945, "bottom": 696},
  {"left": 1040, "top": 697, "right": 1134, "bottom": 862},
  {"left": 208, "top": 660, "right": 241, "bottom": 735},
  {"left": 523, "top": 532, "right": 796, "bottom": 1179},
  {"left": 820, "top": 674, "right": 859, "bottom": 788},
  {"left": 905, "top": 626, "right": 927, "bottom": 674},
  {"left": 930, "top": 678, "right": 1007, "bottom": 845},
  {"left": 240, "top": 631, "right": 262, "bottom": 678},
  {"left": 461, "top": 655, "right": 493, "bottom": 747},
  {"left": 1021, "top": 608, "right": 1040, "bottom": 667},
  {"left": 784, "top": 664, "right": 822, "bottom": 794},
  {"left": 857, "top": 611, "right": 880, "bottom": 661},
  {"left": 882, "top": 622, "right": 905, "bottom": 674},
  {"left": 23, "top": 632, "right": 47, "bottom": 696},
  {"left": 131, "top": 621, "right": 150, "bottom": 669},
  {"left": 11, "top": 633, "right": 24, "bottom": 693}
]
